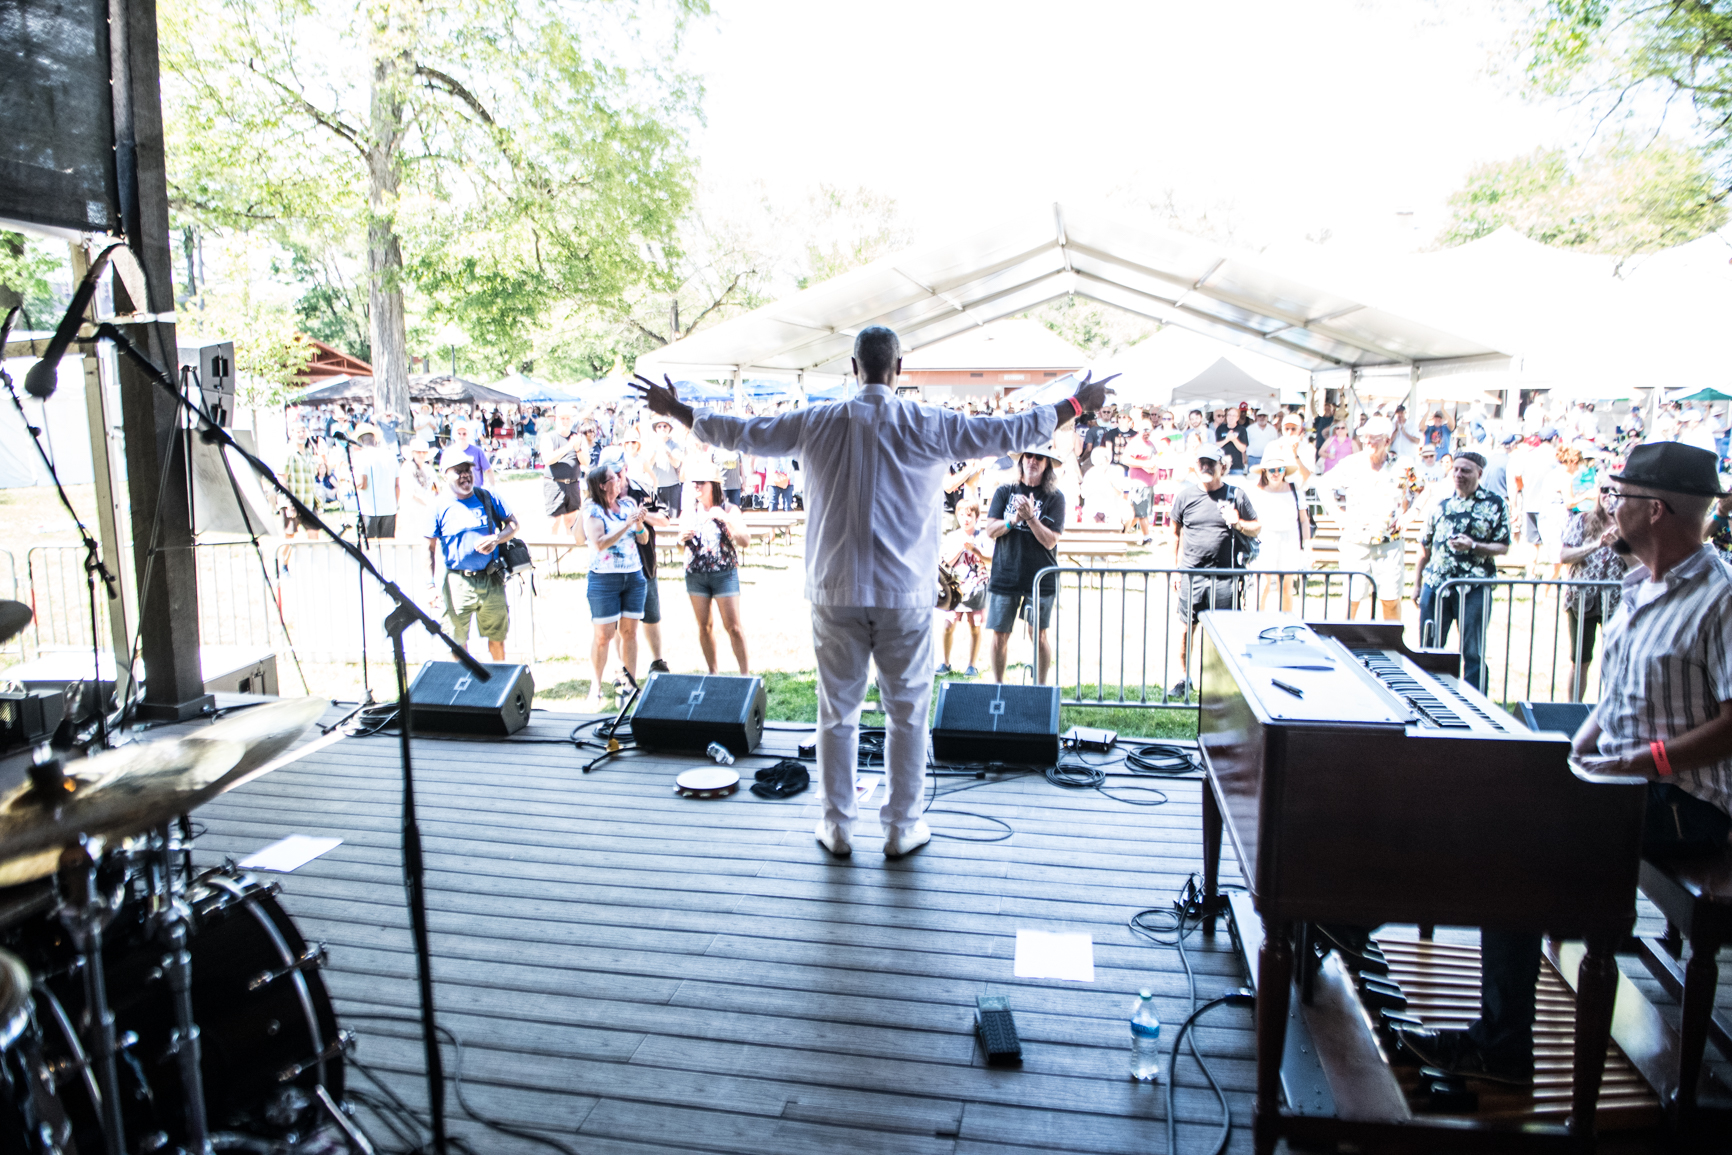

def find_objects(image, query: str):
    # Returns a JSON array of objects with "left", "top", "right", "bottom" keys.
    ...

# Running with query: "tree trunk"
[{"left": 366, "top": 10, "right": 413, "bottom": 422}]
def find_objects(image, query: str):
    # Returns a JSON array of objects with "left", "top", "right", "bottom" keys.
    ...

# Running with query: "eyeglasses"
[{"left": 1600, "top": 487, "right": 1675, "bottom": 514}]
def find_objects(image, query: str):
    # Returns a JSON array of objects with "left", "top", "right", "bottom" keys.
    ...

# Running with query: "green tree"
[
  {"left": 1438, "top": 137, "right": 1727, "bottom": 252},
  {"left": 1024, "top": 296, "right": 1161, "bottom": 358},
  {"left": 1521, "top": 1, "right": 1732, "bottom": 190},
  {"left": 0, "top": 232, "right": 69, "bottom": 328},
  {"left": 160, "top": 0, "right": 705, "bottom": 409}
]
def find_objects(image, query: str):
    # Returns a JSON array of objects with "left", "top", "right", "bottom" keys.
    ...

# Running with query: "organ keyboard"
[{"left": 1195, "top": 612, "right": 1651, "bottom": 1153}]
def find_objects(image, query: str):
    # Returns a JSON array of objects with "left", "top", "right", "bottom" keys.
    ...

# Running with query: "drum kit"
[{"left": 1, "top": 603, "right": 367, "bottom": 1155}]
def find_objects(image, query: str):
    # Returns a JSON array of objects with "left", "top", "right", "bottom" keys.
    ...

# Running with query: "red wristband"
[
  {"left": 1650, "top": 740, "right": 1672, "bottom": 777},
  {"left": 1067, "top": 397, "right": 1084, "bottom": 420}
]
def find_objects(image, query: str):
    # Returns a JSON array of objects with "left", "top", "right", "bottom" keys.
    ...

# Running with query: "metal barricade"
[
  {"left": 277, "top": 540, "right": 538, "bottom": 665},
  {"left": 0, "top": 549, "right": 20, "bottom": 660},
  {"left": 1028, "top": 565, "right": 1380, "bottom": 709},
  {"left": 25, "top": 545, "right": 97, "bottom": 651},
  {"left": 1428, "top": 577, "right": 1622, "bottom": 704}
]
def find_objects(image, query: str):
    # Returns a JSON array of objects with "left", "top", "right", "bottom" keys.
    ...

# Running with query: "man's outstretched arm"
[{"left": 631, "top": 374, "right": 803, "bottom": 455}]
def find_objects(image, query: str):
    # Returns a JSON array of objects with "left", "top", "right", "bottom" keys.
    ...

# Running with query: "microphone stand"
[
  {"left": 95, "top": 320, "right": 470, "bottom": 1155},
  {"left": 336, "top": 435, "right": 373, "bottom": 701},
  {"left": 0, "top": 307, "right": 116, "bottom": 752}
]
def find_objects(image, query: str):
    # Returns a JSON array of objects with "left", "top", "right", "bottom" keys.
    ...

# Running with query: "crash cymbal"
[
  {"left": 0, "top": 737, "right": 244, "bottom": 869},
  {"left": 0, "top": 949, "right": 28, "bottom": 1050},
  {"left": 0, "top": 601, "right": 29, "bottom": 648},
  {"left": 190, "top": 696, "right": 328, "bottom": 793}
]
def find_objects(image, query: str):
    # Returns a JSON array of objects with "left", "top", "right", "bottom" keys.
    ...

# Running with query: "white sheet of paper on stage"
[
  {"left": 239, "top": 835, "right": 342, "bottom": 873},
  {"left": 1014, "top": 929, "right": 1095, "bottom": 982},
  {"left": 1242, "top": 641, "right": 1336, "bottom": 670},
  {"left": 855, "top": 774, "right": 883, "bottom": 810}
]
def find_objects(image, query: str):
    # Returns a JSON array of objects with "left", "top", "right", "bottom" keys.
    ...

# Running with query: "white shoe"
[
  {"left": 883, "top": 819, "right": 932, "bottom": 858},
  {"left": 814, "top": 817, "right": 852, "bottom": 857}
]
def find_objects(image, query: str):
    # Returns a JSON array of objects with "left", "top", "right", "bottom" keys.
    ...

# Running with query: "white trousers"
[{"left": 811, "top": 604, "right": 934, "bottom": 836}]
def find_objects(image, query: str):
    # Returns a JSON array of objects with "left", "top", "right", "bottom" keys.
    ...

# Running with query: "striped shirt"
[{"left": 1595, "top": 544, "right": 1732, "bottom": 816}]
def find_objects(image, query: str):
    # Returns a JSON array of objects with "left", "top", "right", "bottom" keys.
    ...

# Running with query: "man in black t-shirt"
[
  {"left": 1168, "top": 446, "right": 1260, "bottom": 700},
  {"left": 1312, "top": 400, "right": 1336, "bottom": 442},
  {"left": 984, "top": 443, "right": 1066, "bottom": 684}
]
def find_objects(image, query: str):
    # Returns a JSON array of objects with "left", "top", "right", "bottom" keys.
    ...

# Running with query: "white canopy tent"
[
  {"left": 1091, "top": 324, "right": 1311, "bottom": 407},
  {"left": 634, "top": 203, "right": 1510, "bottom": 386},
  {"left": 1283, "top": 228, "right": 1732, "bottom": 401}
]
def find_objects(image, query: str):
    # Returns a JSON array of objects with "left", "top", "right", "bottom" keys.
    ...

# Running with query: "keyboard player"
[{"left": 1398, "top": 441, "right": 1732, "bottom": 1084}]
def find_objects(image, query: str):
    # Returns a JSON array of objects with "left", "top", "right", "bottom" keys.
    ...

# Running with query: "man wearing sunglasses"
[{"left": 1400, "top": 441, "right": 1732, "bottom": 1087}]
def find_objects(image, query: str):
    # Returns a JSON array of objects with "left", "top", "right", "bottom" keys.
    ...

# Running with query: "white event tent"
[{"left": 634, "top": 204, "right": 1510, "bottom": 395}]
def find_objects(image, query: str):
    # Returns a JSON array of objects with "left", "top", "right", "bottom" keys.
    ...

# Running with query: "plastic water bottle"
[
  {"left": 1129, "top": 990, "right": 1162, "bottom": 1082},
  {"left": 705, "top": 741, "right": 735, "bottom": 766}
]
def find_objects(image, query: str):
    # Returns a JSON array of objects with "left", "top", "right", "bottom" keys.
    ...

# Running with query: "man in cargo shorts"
[{"left": 427, "top": 449, "right": 518, "bottom": 660}]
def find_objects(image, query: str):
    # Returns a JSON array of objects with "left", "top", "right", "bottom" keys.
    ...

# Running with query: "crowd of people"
[{"left": 271, "top": 377, "right": 1732, "bottom": 709}]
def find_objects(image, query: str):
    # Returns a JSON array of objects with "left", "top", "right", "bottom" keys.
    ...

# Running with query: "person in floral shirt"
[
  {"left": 1413, "top": 452, "right": 1511, "bottom": 690},
  {"left": 1558, "top": 490, "right": 1628, "bottom": 701}
]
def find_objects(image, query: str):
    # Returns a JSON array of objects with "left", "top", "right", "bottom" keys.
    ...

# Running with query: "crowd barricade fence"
[
  {"left": 1023, "top": 565, "right": 1380, "bottom": 710},
  {"left": 0, "top": 548, "right": 21, "bottom": 660},
  {"left": 1428, "top": 577, "right": 1623, "bottom": 705}
]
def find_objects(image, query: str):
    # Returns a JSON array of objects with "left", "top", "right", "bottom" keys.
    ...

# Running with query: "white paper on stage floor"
[
  {"left": 1014, "top": 929, "right": 1095, "bottom": 982},
  {"left": 855, "top": 774, "right": 883, "bottom": 809},
  {"left": 239, "top": 835, "right": 342, "bottom": 873},
  {"left": 1242, "top": 641, "right": 1336, "bottom": 670}
]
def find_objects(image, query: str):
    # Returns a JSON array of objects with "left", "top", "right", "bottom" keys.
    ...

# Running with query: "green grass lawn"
[{"left": 539, "top": 668, "right": 1198, "bottom": 739}]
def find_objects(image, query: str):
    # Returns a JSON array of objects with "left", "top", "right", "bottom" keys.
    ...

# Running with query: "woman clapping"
[{"left": 681, "top": 474, "right": 752, "bottom": 675}]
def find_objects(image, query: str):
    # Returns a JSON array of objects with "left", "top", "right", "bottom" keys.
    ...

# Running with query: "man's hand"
[
  {"left": 630, "top": 373, "right": 697, "bottom": 429},
  {"left": 476, "top": 534, "right": 500, "bottom": 553},
  {"left": 1073, "top": 371, "right": 1119, "bottom": 415},
  {"left": 1448, "top": 533, "right": 1473, "bottom": 553}
]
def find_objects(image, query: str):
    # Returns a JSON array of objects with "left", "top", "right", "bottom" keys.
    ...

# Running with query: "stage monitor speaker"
[
  {"left": 631, "top": 673, "right": 765, "bottom": 756},
  {"left": 931, "top": 682, "right": 1060, "bottom": 765},
  {"left": 407, "top": 662, "right": 534, "bottom": 736}
]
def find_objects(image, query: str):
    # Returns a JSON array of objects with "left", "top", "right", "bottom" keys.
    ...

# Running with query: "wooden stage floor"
[{"left": 184, "top": 704, "right": 1732, "bottom": 1155}]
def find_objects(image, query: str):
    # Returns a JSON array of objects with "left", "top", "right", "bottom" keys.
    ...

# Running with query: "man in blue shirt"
[{"left": 427, "top": 449, "right": 519, "bottom": 659}]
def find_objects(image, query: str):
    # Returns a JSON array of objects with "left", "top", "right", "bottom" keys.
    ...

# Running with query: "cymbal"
[
  {"left": 0, "top": 949, "right": 28, "bottom": 1050},
  {"left": 0, "top": 600, "right": 30, "bottom": 647},
  {"left": 189, "top": 696, "right": 328, "bottom": 794},
  {"left": 0, "top": 737, "right": 245, "bottom": 875}
]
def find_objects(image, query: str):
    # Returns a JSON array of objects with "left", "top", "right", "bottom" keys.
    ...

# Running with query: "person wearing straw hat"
[
  {"left": 631, "top": 327, "right": 1113, "bottom": 860},
  {"left": 352, "top": 424, "right": 398, "bottom": 540}
]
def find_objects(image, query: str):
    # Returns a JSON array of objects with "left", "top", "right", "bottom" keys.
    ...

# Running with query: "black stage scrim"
[{"left": 0, "top": 0, "right": 121, "bottom": 235}]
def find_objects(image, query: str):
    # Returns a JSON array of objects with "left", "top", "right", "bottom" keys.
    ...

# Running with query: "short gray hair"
[{"left": 853, "top": 326, "right": 901, "bottom": 381}]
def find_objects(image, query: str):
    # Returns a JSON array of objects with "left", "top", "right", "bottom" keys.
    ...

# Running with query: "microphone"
[{"left": 23, "top": 244, "right": 119, "bottom": 401}]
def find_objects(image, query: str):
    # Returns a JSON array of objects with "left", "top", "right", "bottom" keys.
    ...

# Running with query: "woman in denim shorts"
[
  {"left": 681, "top": 477, "right": 752, "bottom": 674},
  {"left": 582, "top": 462, "right": 649, "bottom": 710}
]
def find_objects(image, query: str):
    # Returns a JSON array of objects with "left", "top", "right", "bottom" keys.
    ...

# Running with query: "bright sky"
[{"left": 685, "top": 0, "right": 1586, "bottom": 255}]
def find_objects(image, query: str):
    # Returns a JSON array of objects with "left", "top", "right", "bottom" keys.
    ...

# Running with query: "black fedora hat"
[{"left": 1611, "top": 442, "right": 1727, "bottom": 497}]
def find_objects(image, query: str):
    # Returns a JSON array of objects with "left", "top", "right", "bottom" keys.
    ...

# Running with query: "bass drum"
[{"left": 36, "top": 868, "right": 346, "bottom": 1150}]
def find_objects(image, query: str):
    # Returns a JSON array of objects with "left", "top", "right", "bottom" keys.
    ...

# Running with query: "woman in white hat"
[
  {"left": 680, "top": 467, "right": 752, "bottom": 674},
  {"left": 1249, "top": 450, "right": 1311, "bottom": 610},
  {"left": 397, "top": 437, "right": 441, "bottom": 541}
]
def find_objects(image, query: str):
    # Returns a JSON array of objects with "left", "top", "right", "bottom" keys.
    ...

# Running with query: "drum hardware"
[
  {"left": 146, "top": 824, "right": 212, "bottom": 1155},
  {"left": 277, "top": 1031, "right": 355, "bottom": 1084},
  {"left": 248, "top": 944, "right": 327, "bottom": 992},
  {"left": 56, "top": 840, "right": 127, "bottom": 1155},
  {"left": 314, "top": 1084, "right": 375, "bottom": 1155}
]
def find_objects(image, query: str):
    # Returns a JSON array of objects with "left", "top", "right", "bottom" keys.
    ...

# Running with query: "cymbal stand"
[
  {"left": 150, "top": 821, "right": 211, "bottom": 1154},
  {"left": 95, "top": 321, "right": 474, "bottom": 1155},
  {"left": 57, "top": 839, "right": 125, "bottom": 1155}
]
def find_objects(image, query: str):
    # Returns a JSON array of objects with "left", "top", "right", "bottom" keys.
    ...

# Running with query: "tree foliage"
[
  {"left": 1521, "top": 1, "right": 1732, "bottom": 190},
  {"left": 159, "top": 0, "right": 706, "bottom": 400},
  {"left": 1438, "top": 136, "right": 1727, "bottom": 252},
  {"left": 1024, "top": 297, "right": 1161, "bottom": 357},
  {"left": 0, "top": 232, "right": 68, "bottom": 327},
  {"left": 538, "top": 181, "right": 912, "bottom": 380}
]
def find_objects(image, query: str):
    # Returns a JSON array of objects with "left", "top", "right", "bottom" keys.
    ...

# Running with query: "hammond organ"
[{"left": 1195, "top": 613, "right": 1649, "bottom": 1152}]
